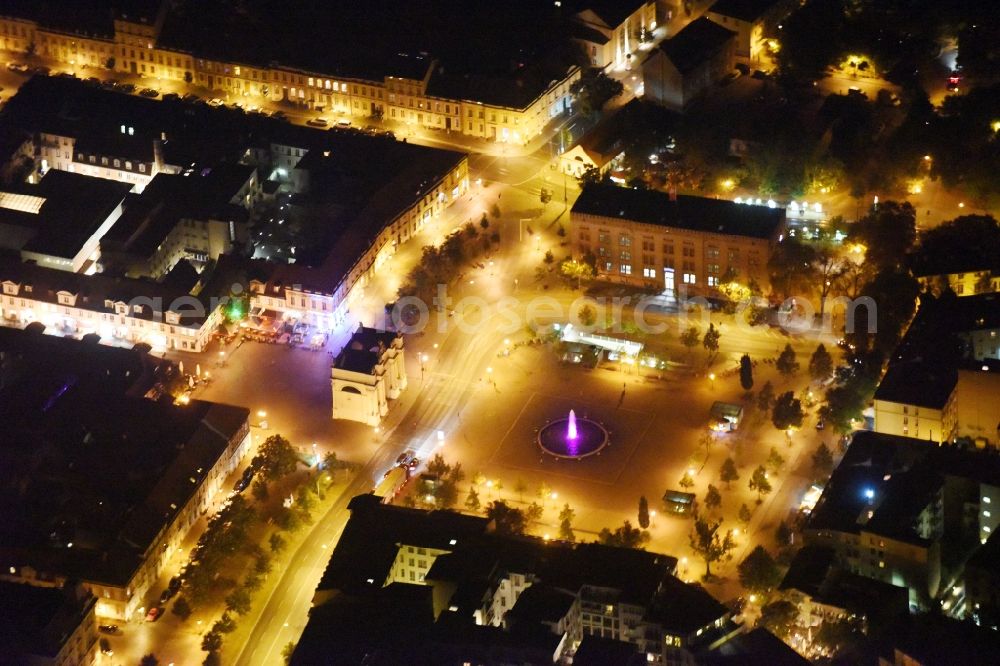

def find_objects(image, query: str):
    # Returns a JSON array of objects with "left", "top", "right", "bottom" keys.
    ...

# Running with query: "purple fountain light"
[{"left": 538, "top": 409, "right": 609, "bottom": 460}]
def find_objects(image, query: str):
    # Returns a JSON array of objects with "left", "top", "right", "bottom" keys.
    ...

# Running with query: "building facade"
[
  {"left": 331, "top": 326, "right": 407, "bottom": 426},
  {"left": 570, "top": 184, "right": 783, "bottom": 299}
]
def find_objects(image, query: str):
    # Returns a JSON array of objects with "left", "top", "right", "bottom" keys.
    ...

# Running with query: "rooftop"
[
  {"left": 573, "top": 0, "right": 650, "bottom": 29},
  {"left": 873, "top": 359, "right": 958, "bottom": 408},
  {"left": 0, "top": 328, "right": 248, "bottom": 587},
  {"left": 572, "top": 183, "right": 784, "bottom": 240},
  {"left": 707, "top": 0, "right": 779, "bottom": 22},
  {"left": 655, "top": 18, "right": 736, "bottom": 75},
  {"left": 0, "top": 170, "right": 132, "bottom": 260},
  {"left": 0, "top": 582, "right": 95, "bottom": 661}
]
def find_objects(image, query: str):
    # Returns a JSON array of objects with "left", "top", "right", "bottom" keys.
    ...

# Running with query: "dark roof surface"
[
  {"left": 873, "top": 359, "right": 958, "bottom": 408},
  {"left": 708, "top": 0, "right": 778, "bottom": 22},
  {"left": 575, "top": 0, "right": 650, "bottom": 29},
  {"left": 0, "top": 328, "right": 248, "bottom": 587},
  {"left": 657, "top": 18, "right": 736, "bottom": 74},
  {"left": 6, "top": 170, "right": 132, "bottom": 260},
  {"left": 0, "top": 582, "right": 94, "bottom": 660},
  {"left": 572, "top": 183, "right": 783, "bottom": 240},
  {"left": 574, "top": 635, "right": 646, "bottom": 666}
]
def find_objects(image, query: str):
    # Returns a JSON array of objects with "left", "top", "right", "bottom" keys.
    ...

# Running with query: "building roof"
[
  {"left": 876, "top": 613, "right": 1000, "bottom": 666},
  {"left": 572, "top": 183, "right": 784, "bottom": 240},
  {"left": 708, "top": 0, "right": 778, "bottom": 22},
  {"left": 1, "top": 170, "right": 132, "bottom": 260},
  {"left": 574, "top": 1, "right": 650, "bottom": 29},
  {"left": 700, "top": 627, "right": 811, "bottom": 666},
  {"left": 967, "top": 530, "right": 1000, "bottom": 575},
  {"left": 656, "top": 18, "right": 736, "bottom": 75},
  {"left": 873, "top": 359, "right": 958, "bottom": 409},
  {"left": 0, "top": 328, "right": 248, "bottom": 587},
  {"left": 0, "top": 582, "right": 94, "bottom": 661},
  {"left": 780, "top": 544, "right": 837, "bottom": 597},
  {"left": 643, "top": 576, "right": 730, "bottom": 635},
  {"left": 573, "top": 635, "right": 647, "bottom": 666}
]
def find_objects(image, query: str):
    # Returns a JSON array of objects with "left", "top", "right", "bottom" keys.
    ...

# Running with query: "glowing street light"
[{"left": 708, "top": 372, "right": 716, "bottom": 389}]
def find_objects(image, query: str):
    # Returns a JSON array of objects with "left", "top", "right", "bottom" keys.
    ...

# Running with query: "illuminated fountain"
[{"left": 538, "top": 409, "right": 609, "bottom": 459}]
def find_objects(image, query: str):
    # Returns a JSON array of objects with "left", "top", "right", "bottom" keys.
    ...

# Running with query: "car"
[
  {"left": 396, "top": 450, "right": 416, "bottom": 467},
  {"left": 815, "top": 419, "right": 825, "bottom": 430},
  {"left": 306, "top": 118, "right": 328, "bottom": 127},
  {"left": 118, "top": 83, "right": 136, "bottom": 93},
  {"left": 168, "top": 575, "right": 183, "bottom": 593},
  {"left": 182, "top": 93, "right": 201, "bottom": 103},
  {"left": 28, "top": 66, "right": 50, "bottom": 76},
  {"left": 271, "top": 110, "right": 288, "bottom": 120},
  {"left": 159, "top": 586, "right": 176, "bottom": 604},
  {"left": 6, "top": 62, "right": 29, "bottom": 73},
  {"left": 98, "top": 624, "right": 119, "bottom": 634},
  {"left": 947, "top": 74, "right": 961, "bottom": 92},
  {"left": 207, "top": 98, "right": 225, "bottom": 107},
  {"left": 139, "top": 88, "right": 159, "bottom": 97},
  {"left": 145, "top": 606, "right": 162, "bottom": 622},
  {"left": 234, "top": 466, "right": 255, "bottom": 493},
  {"left": 336, "top": 118, "right": 351, "bottom": 127},
  {"left": 161, "top": 92, "right": 180, "bottom": 102},
  {"left": 101, "top": 79, "right": 118, "bottom": 88},
  {"left": 83, "top": 76, "right": 101, "bottom": 87}
]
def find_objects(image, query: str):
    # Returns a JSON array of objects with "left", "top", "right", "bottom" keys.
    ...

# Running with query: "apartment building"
[
  {"left": 570, "top": 183, "right": 784, "bottom": 298},
  {"left": 873, "top": 361, "right": 958, "bottom": 443},
  {"left": 0, "top": 329, "right": 252, "bottom": 620},
  {"left": 0, "top": 256, "right": 223, "bottom": 352},
  {"left": 705, "top": 0, "right": 792, "bottom": 65},
  {"left": 297, "top": 494, "right": 742, "bottom": 666},
  {"left": 642, "top": 18, "right": 736, "bottom": 110},
  {"left": 2, "top": 1, "right": 580, "bottom": 145}
]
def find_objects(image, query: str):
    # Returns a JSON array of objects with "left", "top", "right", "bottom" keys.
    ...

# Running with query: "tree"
[
  {"left": 739, "top": 354, "right": 754, "bottom": 391},
  {"left": 767, "top": 238, "right": 818, "bottom": 298},
  {"left": 543, "top": 250, "right": 555, "bottom": 265},
  {"left": 776, "top": 520, "right": 794, "bottom": 548},
  {"left": 702, "top": 323, "right": 721, "bottom": 358},
  {"left": 598, "top": 520, "right": 650, "bottom": 549},
  {"left": 809, "top": 344, "right": 834, "bottom": 382},
  {"left": 772, "top": 391, "right": 804, "bottom": 430},
  {"left": 578, "top": 303, "right": 597, "bottom": 327},
  {"left": 757, "top": 380, "right": 775, "bottom": 412},
  {"left": 201, "top": 631, "right": 223, "bottom": 653},
  {"left": 759, "top": 600, "right": 799, "bottom": 639},
  {"left": 559, "top": 504, "right": 576, "bottom": 541},
  {"left": 465, "top": 487, "right": 481, "bottom": 513},
  {"left": 738, "top": 545, "right": 783, "bottom": 593},
  {"left": 738, "top": 503, "right": 753, "bottom": 525},
  {"left": 251, "top": 479, "right": 269, "bottom": 502},
  {"left": 485, "top": 501, "right": 526, "bottom": 535},
  {"left": 514, "top": 478, "right": 527, "bottom": 502},
  {"left": 269, "top": 532, "right": 286, "bottom": 554},
  {"left": 526, "top": 501, "right": 544, "bottom": 523},
  {"left": 849, "top": 201, "right": 917, "bottom": 270},
  {"left": 570, "top": 71, "right": 624, "bottom": 116},
  {"left": 140, "top": 655, "right": 160, "bottom": 666},
  {"left": 204, "top": 652, "right": 221, "bottom": 666},
  {"left": 638, "top": 496, "right": 650, "bottom": 529},
  {"left": 560, "top": 259, "right": 595, "bottom": 289},
  {"left": 720, "top": 457, "right": 739, "bottom": 489},
  {"left": 225, "top": 587, "right": 252, "bottom": 616},
  {"left": 171, "top": 596, "right": 192, "bottom": 620},
  {"left": 814, "top": 617, "right": 865, "bottom": 657},
  {"left": 705, "top": 484, "right": 722, "bottom": 511},
  {"left": 776, "top": 344, "right": 799, "bottom": 377},
  {"left": 812, "top": 442, "right": 835, "bottom": 478},
  {"left": 679, "top": 470, "right": 695, "bottom": 489},
  {"left": 282, "top": 641, "right": 297, "bottom": 665},
  {"left": 213, "top": 612, "right": 237, "bottom": 634},
  {"left": 749, "top": 465, "right": 772, "bottom": 503},
  {"left": 680, "top": 326, "right": 701, "bottom": 357},
  {"left": 766, "top": 446, "right": 786, "bottom": 475},
  {"left": 253, "top": 435, "right": 299, "bottom": 482},
  {"left": 689, "top": 516, "right": 737, "bottom": 579}
]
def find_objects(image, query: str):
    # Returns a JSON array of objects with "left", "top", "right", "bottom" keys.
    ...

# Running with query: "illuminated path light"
[{"left": 538, "top": 409, "right": 609, "bottom": 459}]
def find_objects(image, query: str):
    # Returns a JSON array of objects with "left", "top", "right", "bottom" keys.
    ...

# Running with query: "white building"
[{"left": 331, "top": 326, "right": 407, "bottom": 426}]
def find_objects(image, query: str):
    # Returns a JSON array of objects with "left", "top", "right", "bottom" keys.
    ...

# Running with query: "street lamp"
[
  {"left": 420, "top": 353, "right": 429, "bottom": 382},
  {"left": 486, "top": 366, "right": 494, "bottom": 386},
  {"left": 708, "top": 372, "right": 716, "bottom": 390}
]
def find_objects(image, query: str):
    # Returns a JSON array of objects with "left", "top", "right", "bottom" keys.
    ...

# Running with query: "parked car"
[
  {"left": 6, "top": 62, "right": 29, "bottom": 73},
  {"left": 98, "top": 624, "right": 119, "bottom": 634},
  {"left": 271, "top": 110, "right": 288, "bottom": 120},
  {"left": 159, "top": 586, "right": 176, "bottom": 604},
  {"left": 182, "top": 93, "right": 201, "bottom": 103},
  {"left": 161, "top": 92, "right": 180, "bottom": 102},
  {"left": 100, "top": 78, "right": 118, "bottom": 88},
  {"left": 117, "top": 83, "right": 136, "bottom": 93},
  {"left": 306, "top": 117, "right": 328, "bottom": 127},
  {"left": 145, "top": 606, "right": 162, "bottom": 622},
  {"left": 336, "top": 118, "right": 351, "bottom": 127},
  {"left": 234, "top": 466, "right": 255, "bottom": 493},
  {"left": 29, "top": 65, "right": 50, "bottom": 76},
  {"left": 139, "top": 87, "right": 159, "bottom": 97},
  {"left": 83, "top": 76, "right": 101, "bottom": 87},
  {"left": 207, "top": 98, "right": 225, "bottom": 107}
]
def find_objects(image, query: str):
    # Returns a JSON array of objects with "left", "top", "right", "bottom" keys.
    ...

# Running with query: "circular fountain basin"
[{"left": 537, "top": 416, "right": 609, "bottom": 459}]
